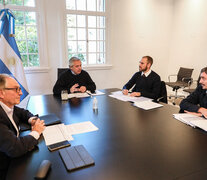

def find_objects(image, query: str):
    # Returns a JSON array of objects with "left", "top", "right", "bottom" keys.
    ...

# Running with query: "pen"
[{"left": 86, "top": 90, "right": 92, "bottom": 98}]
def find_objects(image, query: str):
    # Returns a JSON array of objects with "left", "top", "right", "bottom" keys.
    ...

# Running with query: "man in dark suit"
[
  {"left": 53, "top": 57, "right": 96, "bottom": 95},
  {"left": 122, "top": 56, "right": 161, "bottom": 100},
  {"left": 180, "top": 67, "right": 207, "bottom": 118},
  {"left": 0, "top": 74, "right": 45, "bottom": 180}
]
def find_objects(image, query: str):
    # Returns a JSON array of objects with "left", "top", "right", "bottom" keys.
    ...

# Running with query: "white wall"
[
  {"left": 24, "top": 0, "right": 206, "bottom": 97},
  {"left": 168, "top": 0, "right": 207, "bottom": 81}
]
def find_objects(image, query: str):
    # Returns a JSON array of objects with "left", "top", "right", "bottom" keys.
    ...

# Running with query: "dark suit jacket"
[
  {"left": 0, "top": 105, "right": 38, "bottom": 177},
  {"left": 180, "top": 85, "right": 207, "bottom": 112},
  {"left": 123, "top": 71, "right": 161, "bottom": 100}
]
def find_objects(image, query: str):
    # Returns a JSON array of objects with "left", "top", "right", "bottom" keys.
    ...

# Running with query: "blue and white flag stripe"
[{"left": 0, "top": 9, "right": 29, "bottom": 101}]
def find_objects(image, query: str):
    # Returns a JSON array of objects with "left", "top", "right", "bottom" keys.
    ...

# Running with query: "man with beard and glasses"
[
  {"left": 122, "top": 56, "right": 161, "bottom": 100},
  {"left": 180, "top": 67, "right": 207, "bottom": 118}
]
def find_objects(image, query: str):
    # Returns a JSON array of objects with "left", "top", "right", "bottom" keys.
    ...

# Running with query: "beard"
[{"left": 139, "top": 66, "right": 147, "bottom": 72}]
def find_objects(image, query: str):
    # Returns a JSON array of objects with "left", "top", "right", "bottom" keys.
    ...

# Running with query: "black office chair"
[
  {"left": 156, "top": 81, "right": 168, "bottom": 103},
  {"left": 165, "top": 67, "right": 194, "bottom": 105},
  {"left": 183, "top": 76, "right": 200, "bottom": 94},
  {"left": 57, "top": 68, "right": 68, "bottom": 78}
]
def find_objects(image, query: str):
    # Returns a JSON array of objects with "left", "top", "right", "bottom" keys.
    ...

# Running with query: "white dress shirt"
[{"left": 141, "top": 69, "right": 152, "bottom": 77}]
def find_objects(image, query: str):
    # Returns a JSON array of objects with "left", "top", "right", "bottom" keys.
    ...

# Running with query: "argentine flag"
[{"left": 0, "top": 9, "right": 29, "bottom": 101}]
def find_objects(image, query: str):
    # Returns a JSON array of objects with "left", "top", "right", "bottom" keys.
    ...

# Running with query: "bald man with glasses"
[{"left": 0, "top": 74, "right": 45, "bottom": 180}]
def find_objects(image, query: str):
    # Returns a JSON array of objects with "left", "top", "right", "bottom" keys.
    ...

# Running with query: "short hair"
[
  {"left": 201, "top": 67, "right": 207, "bottom": 74},
  {"left": 69, "top": 57, "right": 81, "bottom": 67},
  {"left": 0, "top": 74, "right": 12, "bottom": 89},
  {"left": 142, "top": 56, "right": 153, "bottom": 66}
]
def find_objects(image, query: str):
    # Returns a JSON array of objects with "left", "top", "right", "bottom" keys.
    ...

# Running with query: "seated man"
[
  {"left": 122, "top": 56, "right": 161, "bottom": 100},
  {"left": 53, "top": 57, "right": 96, "bottom": 95},
  {"left": 0, "top": 74, "right": 45, "bottom": 180},
  {"left": 180, "top": 67, "right": 207, "bottom": 118}
]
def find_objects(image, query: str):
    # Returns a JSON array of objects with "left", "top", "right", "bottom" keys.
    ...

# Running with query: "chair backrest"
[
  {"left": 158, "top": 81, "right": 168, "bottom": 103},
  {"left": 177, "top": 67, "right": 194, "bottom": 83},
  {"left": 57, "top": 68, "right": 68, "bottom": 78}
]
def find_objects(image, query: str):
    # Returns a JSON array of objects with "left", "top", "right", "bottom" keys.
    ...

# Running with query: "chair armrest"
[
  {"left": 181, "top": 77, "right": 193, "bottom": 87},
  {"left": 168, "top": 74, "right": 177, "bottom": 82}
]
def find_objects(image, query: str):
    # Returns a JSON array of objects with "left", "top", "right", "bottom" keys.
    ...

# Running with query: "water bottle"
[{"left": 93, "top": 97, "right": 98, "bottom": 110}]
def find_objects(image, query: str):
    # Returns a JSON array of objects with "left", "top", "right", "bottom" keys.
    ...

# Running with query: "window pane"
[
  {"left": 28, "top": 40, "right": 38, "bottom": 53},
  {"left": 24, "top": 0, "right": 35, "bottom": 7},
  {"left": 97, "top": 41, "right": 104, "bottom": 52},
  {"left": 77, "top": 0, "right": 86, "bottom": 10},
  {"left": 26, "top": 26, "right": 37, "bottom": 40},
  {"left": 7, "top": 0, "right": 23, "bottom": 5},
  {"left": 13, "top": 11, "right": 24, "bottom": 25},
  {"left": 78, "top": 53, "right": 86, "bottom": 64},
  {"left": 97, "top": 16, "right": 105, "bottom": 28},
  {"left": 69, "top": 53, "right": 86, "bottom": 64},
  {"left": 21, "top": 54, "right": 28, "bottom": 67},
  {"left": 97, "top": 29, "right": 104, "bottom": 40},
  {"left": 88, "top": 16, "right": 96, "bottom": 28},
  {"left": 16, "top": 40, "right": 27, "bottom": 53},
  {"left": 77, "top": 15, "right": 85, "bottom": 27},
  {"left": 68, "top": 41, "right": 77, "bottom": 52},
  {"left": 77, "top": 28, "right": 86, "bottom": 40},
  {"left": 97, "top": 0, "right": 105, "bottom": 12},
  {"left": 25, "top": 12, "right": 36, "bottom": 25},
  {"left": 100, "top": 41, "right": 105, "bottom": 52},
  {"left": 29, "top": 54, "right": 39, "bottom": 66},
  {"left": 97, "top": 53, "right": 105, "bottom": 64},
  {"left": 78, "top": 41, "right": 86, "bottom": 52},
  {"left": 66, "top": 0, "right": 75, "bottom": 10},
  {"left": 88, "top": 53, "right": 96, "bottom": 64},
  {"left": 67, "top": 14, "right": 76, "bottom": 27},
  {"left": 88, "top": 29, "right": 96, "bottom": 40},
  {"left": 67, "top": 28, "right": 76, "bottom": 40},
  {"left": 87, "top": 0, "right": 96, "bottom": 11},
  {"left": 15, "top": 26, "right": 26, "bottom": 40},
  {"left": 88, "top": 41, "right": 96, "bottom": 52}
]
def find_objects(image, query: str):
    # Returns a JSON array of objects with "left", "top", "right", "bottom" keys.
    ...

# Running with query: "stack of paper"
[
  {"left": 173, "top": 113, "right": 207, "bottom": 130},
  {"left": 43, "top": 124, "right": 73, "bottom": 146},
  {"left": 67, "top": 90, "right": 105, "bottom": 99},
  {"left": 133, "top": 101, "right": 163, "bottom": 110},
  {"left": 109, "top": 91, "right": 152, "bottom": 103},
  {"left": 89, "top": 90, "right": 105, "bottom": 96},
  {"left": 68, "top": 93, "right": 90, "bottom": 99},
  {"left": 43, "top": 121, "right": 99, "bottom": 146},
  {"left": 66, "top": 121, "right": 98, "bottom": 135}
]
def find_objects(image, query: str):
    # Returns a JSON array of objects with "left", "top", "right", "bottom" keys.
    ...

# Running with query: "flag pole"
[{"left": 3, "top": 0, "right": 6, "bottom": 8}]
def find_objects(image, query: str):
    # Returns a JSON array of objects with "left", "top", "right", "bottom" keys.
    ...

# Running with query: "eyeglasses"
[{"left": 4, "top": 87, "right": 22, "bottom": 93}]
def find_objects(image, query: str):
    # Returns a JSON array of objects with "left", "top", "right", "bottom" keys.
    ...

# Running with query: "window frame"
[
  {"left": 64, "top": 0, "right": 110, "bottom": 68},
  {"left": 0, "top": 0, "right": 49, "bottom": 72}
]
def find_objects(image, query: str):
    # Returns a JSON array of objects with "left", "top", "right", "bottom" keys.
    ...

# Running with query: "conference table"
[{"left": 6, "top": 89, "right": 207, "bottom": 180}]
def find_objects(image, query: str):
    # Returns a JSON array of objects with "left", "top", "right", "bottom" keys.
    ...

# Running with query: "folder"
[
  {"left": 20, "top": 113, "right": 61, "bottom": 131},
  {"left": 59, "top": 145, "right": 95, "bottom": 171}
]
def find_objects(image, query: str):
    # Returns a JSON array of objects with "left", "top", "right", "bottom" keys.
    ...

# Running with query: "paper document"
[
  {"left": 133, "top": 101, "right": 163, "bottom": 110},
  {"left": 43, "top": 124, "right": 73, "bottom": 146},
  {"left": 173, "top": 113, "right": 207, "bottom": 129},
  {"left": 109, "top": 91, "right": 152, "bottom": 103},
  {"left": 92, "top": 90, "right": 105, "bottom": 96},
  {"left": 66, "top": 121, "right": 99, "bottom": 135},
  {"left": 68, "top": 93, "right": 90, "bottom": 99}
]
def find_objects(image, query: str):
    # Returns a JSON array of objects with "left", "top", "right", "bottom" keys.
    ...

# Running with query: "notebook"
[
  {"left": 59, "top": 145, "right": 95, "bottom": 171},
  {"left": 20, "top": 113, "right": 61, "bottom": 131}
]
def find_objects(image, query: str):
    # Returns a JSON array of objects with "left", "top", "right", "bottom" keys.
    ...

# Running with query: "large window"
[
  {"left": 0, "top": 0, "right": 40, "bottom": 67},
  {"left": 66, "top": 0, "right": 106, "bottom": 65}
]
